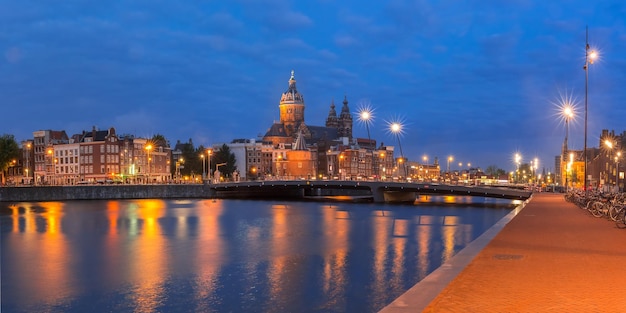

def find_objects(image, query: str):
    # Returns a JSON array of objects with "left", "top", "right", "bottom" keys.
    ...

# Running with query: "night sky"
[{"left": 3, "top": 1, "right": 625, "bottom": 171}]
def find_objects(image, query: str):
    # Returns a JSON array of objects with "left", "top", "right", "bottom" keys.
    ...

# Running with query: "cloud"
[{"left": 4, "top": 47, "right": 22, "bottom": 63}]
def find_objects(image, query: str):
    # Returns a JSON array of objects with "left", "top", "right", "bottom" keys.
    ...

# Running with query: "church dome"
[{"left": 280, "top": 70, "right": 304, "bottom": 104}]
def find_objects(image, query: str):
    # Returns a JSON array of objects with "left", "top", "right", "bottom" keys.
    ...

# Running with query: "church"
[{"left": 263, "top": 70, "right": 353, "bottom": 147}]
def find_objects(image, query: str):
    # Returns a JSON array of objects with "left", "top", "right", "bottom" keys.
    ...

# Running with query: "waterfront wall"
[{"left": 0, "top": 184, "right": 214, "bottom": 203}]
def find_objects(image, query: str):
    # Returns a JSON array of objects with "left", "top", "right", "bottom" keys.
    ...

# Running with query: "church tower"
[
  {"left": 279, "top": 70, "right": 305, "bottom": 137},
  {"left": 338, "top": 96, "right": 353, "bottom": 139},
  {"left": 325, "top": 99, "right": 338, "bottom": 128}
]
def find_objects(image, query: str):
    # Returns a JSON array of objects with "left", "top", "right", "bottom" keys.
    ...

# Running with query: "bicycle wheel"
[
  {"left": 609, "top": 205, "right": 622, "bottom": 221},
  {"left": 616, "top": 209, "right": 626, "bottom": 229},
  {"left": 590, "top": 201, "right": 605, "bottom": 218}
]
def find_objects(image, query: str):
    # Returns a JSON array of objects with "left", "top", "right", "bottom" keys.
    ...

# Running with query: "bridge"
[{"left": 210, "top": 180, "right": 533, "bottom": 203}]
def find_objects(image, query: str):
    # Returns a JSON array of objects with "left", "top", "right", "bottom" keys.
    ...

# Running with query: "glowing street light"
[
  {"left": 145, "top": 144, "right": 152, "bottom": 183},
  {"left": 615, "top": 151, "right": 622, "bottom": 192},
  {"left": 207, "top": 149, "right": 213, "bottom": 182},
  {"left": 447, "top": 156, "right": 453, "bottom": 173},
  {"left": 583, "top": 26, "right": 598, "bottom": 193},
  {"left": 358, "top": 108, "right": 374, "bottom": 146},
  {"left": 560, "top": 100, "right": 576, "bottom": 152},
  {"left": 200, "top": 154, "right": 206, "bottom": 180},
  {"left": 514, "top": 153, "right": 521, "bottom": 183},
  {"left": 604, "top": 139, "right": 620, "bottom": 191},
  {"left": 389, "top": 121, "right": 406, "bottom": 179}
]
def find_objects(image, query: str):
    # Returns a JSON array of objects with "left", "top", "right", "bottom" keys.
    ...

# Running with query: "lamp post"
[
  {"left": 358, "top": 109, "right": 373, "bottom": 147},
  {"left": 615, "top": 152, "right": 622, "bottom": 192},
  {"left": 207, "top": 149, "right": 212, "bottom": 182},
  {"left": 390, "top": 122, "right": 406, "bottom": 179},
  {"left": 26, "top": 142, "right": 32, "bottom": 185},
  {"left": 145, "top": 144, "right": 152, "bottom": 184},
  {"left": 200, "top": 154, "right": 206, "bottom": 180},
  {"left": 276, "top": 154, "right": 282, "bottom": 179},
  {"left": 447, "top": 156, "right": 453, "bottom": 174},
  {"left": 379, "top": 152, "right": 385, "bottom": 181},
  {"left": 514, "top": 153, "right": 521, "bottom": 184},
  {"left": 532, "top": 158, "right": 538, "bottom": 185},
  {"left": 604, "top": 139, "right": 613, "bottom": 191},
  {"left": 47, "top": 148, "right": 53, "bottom": 185},
  {"left": 583, "top": 26, "right": 598, "bottom": 193},
  {"left": 568, "top": 152, "right": 574, "bottom": 191}
]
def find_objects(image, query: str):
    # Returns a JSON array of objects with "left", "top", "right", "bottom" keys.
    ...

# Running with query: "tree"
[
  {"left": 179, "top": 139, "right": 197, "bottom": 177},
  {"left": 0, "top": 134, "right": 20, "bottom": 185},
  {"left": 151, "top": 134, "right": 169, "bottom": 148},
  {"left": 485, "top": 165, "right": 506, "bottom": 178},
  {"left": 212, "top": 144, "right": 237, "bottom": 179}
]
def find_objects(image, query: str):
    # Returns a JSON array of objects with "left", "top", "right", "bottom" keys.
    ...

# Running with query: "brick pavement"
[{"left": 383, "top": 193, "right": 626, "bottom": 313}]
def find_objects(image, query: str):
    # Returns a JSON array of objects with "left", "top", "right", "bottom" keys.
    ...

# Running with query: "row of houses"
[
  {"left": 556, "top": 129, "right": 625, "bottom": 192},
  {"left": 5, "top": 126, "right": 448, "bottom": 186},
  {"left": 13, "top": 127, "right": 170, "bottom": 185}
]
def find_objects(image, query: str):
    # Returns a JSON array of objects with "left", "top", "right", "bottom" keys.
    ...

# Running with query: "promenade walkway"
[{"left": 382, "top": 193, "right": 626, "bottom": 312}]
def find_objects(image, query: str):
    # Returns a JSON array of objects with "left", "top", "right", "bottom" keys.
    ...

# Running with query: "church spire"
[
  {"left": 338, "top": 95, "right": 353, "bottom": 139},
  {"left": 325, "top": 99, "right": 338, "bottom": 128},
  {"left": 293, "top": 129, "right": 308, "bottom": 151}
]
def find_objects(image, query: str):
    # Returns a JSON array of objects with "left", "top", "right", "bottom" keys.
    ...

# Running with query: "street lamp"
[
  {"left": 514, "top": 153, "right": 521, "bottom": 184},
  {"left": 207, "top": 149, "right": 212, "bottom": 182},
  {"left": 562, "top": 105, "right": 575, "bottom": 151},
  {"left": 567, "top": 152, "right": 574, "bottom": 191},
  {"left": 533, "top": 158, "right": 539, "bottom": 184},
  {"left": 604, "top": 139, "right": 620, "bottom": 191},
  {"left": 389, "top": 122, "right": 406, "bottom": 179},
  {"left": 583, "top": 26, "right": 598, "bottom": 193},
  {"left": 200, "top": 154, "right": 206, "bottom": 180},
  {"left": 47, "top": 148, "right": 53, "bottom": 185},
  {"left": 358, "top": 108, "right": 374, "bottom": 147},
  {"left": 26, "top": 142, "right": 32, "bottom": 185},
  {"left": 378, "top": 152, "right": 385, "bottom": 180},
  {"left": 447, "top": 156, "right": 453, "bottom": 174},
  {"left": 615, "top": 151, "right": 622, "bottom": 192},
  {"left": 276, "top": 155, "right": 283, "bottom": 179},
  {"left": 145, "top": 144, "right": 153, "bottom": 183}
]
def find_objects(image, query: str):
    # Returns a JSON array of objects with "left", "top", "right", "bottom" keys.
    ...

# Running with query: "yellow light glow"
[{"left": 390, "top": 123, "right": 401, "bottom": 133}]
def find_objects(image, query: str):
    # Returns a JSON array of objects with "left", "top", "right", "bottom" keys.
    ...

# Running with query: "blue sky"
[{"left": 2, "top": 0, "right": 625, "bottom": 171}]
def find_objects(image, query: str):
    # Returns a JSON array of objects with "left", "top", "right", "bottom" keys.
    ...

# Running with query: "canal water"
[{"left": 1, "top": 196, "right": 518, "bottom": 313}]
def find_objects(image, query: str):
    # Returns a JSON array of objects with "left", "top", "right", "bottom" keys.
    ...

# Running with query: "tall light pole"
[
  {"left": 26, "top": 142, "right": 32, "bottom": 185},
  {"left": 390, "top": 122, "right": 406, "bottom": 179},
  {"left": 358, "top": 109, "right": 373, "bottom": 147},
  {"left": 145, "top": 144, "right": 152, "bottom": 184},
  {"left": 208, "top": 149, "right": 212, "bottom": 182},
  {"left": 616, "top": 151, "right": 622, "bottom": 192},
  {"left": 563, "top": 106, "right": 574, "bottom": 150},
  {"left": 200, "top": 154, "right": 206, "bottom": 180},
  {"left": 515, "top": 153, "right": 521, "bottom": 184},
  {"left": 47, "top": 148, "right": 53, "bottom": 185},
  {"left": 583, "top": 26, "right": 598, "bottom": 193},
  {"left": 447, "top": 156, "right": 453, "bottom": 180}
]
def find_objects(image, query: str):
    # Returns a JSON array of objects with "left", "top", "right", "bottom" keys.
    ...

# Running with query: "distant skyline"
[{"left": 3, "top": 1, "right": 625, "bottom": 171}]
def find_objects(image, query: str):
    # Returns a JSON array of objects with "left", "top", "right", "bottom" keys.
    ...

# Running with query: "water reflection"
[{"left": 1, "top": 197, "right": 514, "bottom": 313}]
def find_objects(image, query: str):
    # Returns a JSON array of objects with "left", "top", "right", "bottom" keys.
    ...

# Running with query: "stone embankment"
[{"left": 0, "top": 185, "right": 214, "bottom": 202}]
